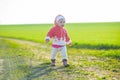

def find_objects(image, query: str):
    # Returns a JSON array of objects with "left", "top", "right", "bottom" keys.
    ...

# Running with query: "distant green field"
[
  {"left": 0, "top": 22, "right": 120, "bottom": 80},
  {"left": 0, "top": 22, "right": 120, "bottom": 48}
]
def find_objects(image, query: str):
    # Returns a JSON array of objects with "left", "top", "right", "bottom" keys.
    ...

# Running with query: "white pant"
[{"left": 51, "top": 46, "right": 68, "bottom": 60}]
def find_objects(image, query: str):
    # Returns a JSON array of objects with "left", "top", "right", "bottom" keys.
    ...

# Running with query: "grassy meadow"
[
  {"left": 0, "top": 22, "right": 120, "bottom": 46},
  {"left": 0, "top": 22, "right": 120, "bottom": 80}
]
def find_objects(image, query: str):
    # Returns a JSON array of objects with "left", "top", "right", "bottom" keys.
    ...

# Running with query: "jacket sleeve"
[
  {"left": 65, "top": 29, "right": 72, "bottom": 44},
  {"left": 46, "top": 28, "right": 54, "bottom": 40}
]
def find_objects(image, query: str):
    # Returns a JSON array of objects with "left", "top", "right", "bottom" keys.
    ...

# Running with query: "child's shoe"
[
  {"left": 62, "top": 59, "right": 69, "bottom": 67},
  {"left": 51, "top": 59, "right": 56, "bottom": 66}
]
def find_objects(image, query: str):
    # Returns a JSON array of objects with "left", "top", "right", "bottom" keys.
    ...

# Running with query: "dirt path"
[
  {"left": 0, "top": 37, "right": 44, "bottom": 80},
  {"left": 0, "top": 37, "right": 67, "bottom": 80},
  {"left": 0, "top": 37, "right": 119, "bottom": 80},
  {"left": 0, "top": 59, "right": 4, "bottom": 76}
]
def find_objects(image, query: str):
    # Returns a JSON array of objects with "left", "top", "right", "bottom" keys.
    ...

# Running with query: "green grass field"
[
  {"left": 0, "top": 22, "right": 120, "bottom": 80},
  {"left": 0, "top": 22, "right": 120, "bottom": 45}
]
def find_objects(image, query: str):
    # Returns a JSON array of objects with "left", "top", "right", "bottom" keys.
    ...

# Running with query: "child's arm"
[
  {"left": 65, "top": 30, "right": 72, "bottom": 46},
  {"left": 45, "top": 28, "right": 54, "bottom": 43}
]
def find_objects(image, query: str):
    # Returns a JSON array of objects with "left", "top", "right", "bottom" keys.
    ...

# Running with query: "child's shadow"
[{"left": 21, "top": 62, "right": 64, "bottom": 80}]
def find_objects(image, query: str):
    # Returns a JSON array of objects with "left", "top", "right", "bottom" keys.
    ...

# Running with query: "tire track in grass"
[
  {"left": 1, "top": 51, "right": 28, "bottom": 80},
  {"left": 0, "top": 59, "right": 4, "bottom": 79},
  {"left": 6, "top": 56, "right": 19, "bottom": 80},
  {"left": 0, "top": 38, "right": 31, "bottom": 80}
]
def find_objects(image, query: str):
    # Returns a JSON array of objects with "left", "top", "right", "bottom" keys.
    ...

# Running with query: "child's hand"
[
  {"left": 69, "top": 43, "right": 72, "bottom": 46},
  {"left": 46, "top": 39, "right": 50, "bottom": 43}
]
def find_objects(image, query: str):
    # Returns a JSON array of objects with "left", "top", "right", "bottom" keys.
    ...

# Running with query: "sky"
[{"left": 0, "top": 0, "right": 120, "bottom": 24}]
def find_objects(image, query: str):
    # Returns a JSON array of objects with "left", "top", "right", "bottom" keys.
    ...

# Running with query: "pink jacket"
[
  {"left": 47, "top": 26, "right": 70, "bottom": 42},
  {"left": 46, "top": 15, "right": 71, "bottom": 46}
]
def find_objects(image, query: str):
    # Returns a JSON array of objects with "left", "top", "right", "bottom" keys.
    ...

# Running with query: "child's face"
[{"left": 57, "top": 19, "right": 65, "bottom": 27}]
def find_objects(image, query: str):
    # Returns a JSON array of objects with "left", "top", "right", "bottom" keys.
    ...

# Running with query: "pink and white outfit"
[{"left": 46, "top": 15, "right": 72, "bottom": 60}]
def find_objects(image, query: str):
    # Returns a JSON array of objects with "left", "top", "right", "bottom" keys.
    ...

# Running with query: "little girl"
[{"left": 45, "top": 15, "right": 72, "bottom": 67}]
